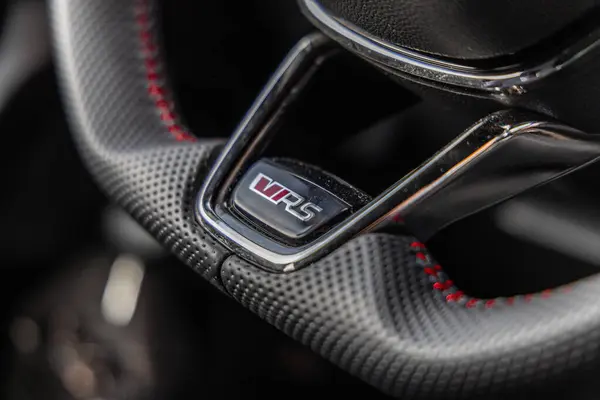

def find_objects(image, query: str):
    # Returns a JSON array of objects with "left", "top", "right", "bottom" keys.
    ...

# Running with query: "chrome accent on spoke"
[
  {"left": 370, "top": 111, "right": 600, "bottom": 240},
  {"left": 196, "top": 33, "right": 339, "bottom": 272},
  {"left": 197, "top": 34, "right": 600, "bottom": 272},
  {"left": 300, "top": 0, "right": 600, "bottom": 93}
]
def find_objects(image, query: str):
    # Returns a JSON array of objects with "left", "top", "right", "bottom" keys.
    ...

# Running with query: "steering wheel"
[{"left": 50, "top": 0, "right": 600, "bottom": 398}]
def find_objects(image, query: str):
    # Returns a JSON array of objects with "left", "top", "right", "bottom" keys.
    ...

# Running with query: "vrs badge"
[{"left": 232, "top": 160, "right": 349, "bottom": 240}]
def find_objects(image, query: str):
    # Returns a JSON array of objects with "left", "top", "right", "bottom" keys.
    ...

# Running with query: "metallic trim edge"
[
  {"left": 196, "top": 36, "right": 600, "bottom": 273},
  {"left": 300, "top": 0, "right": 600, "bottom": 93}
]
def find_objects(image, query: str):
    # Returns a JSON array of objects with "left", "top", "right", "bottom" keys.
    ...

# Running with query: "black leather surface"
[
  {"left": 51, "top": 0, "right": 600, "bottom": 397},
  {"left": 223, "top": 235, "right": 600, "bottom": 398},
  {"left": 51, "top": 0, "right": 229, "bottom": 288},
  {"left": 318, "top": 0, "right": 600, "bottom": 60}
]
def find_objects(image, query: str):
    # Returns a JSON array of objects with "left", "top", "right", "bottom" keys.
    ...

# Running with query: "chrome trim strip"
[
  {"left": 196, "top": 35, "right": 600, "bottom": 273},
  {"left": 196, "top": 33, "right": 338, "bottom": 272},
  {"left": 371, "top": 116, "right": 600, "bottom": 240},
  {"left": 300, "top": 0, "right": 600, "bottom": 93}
]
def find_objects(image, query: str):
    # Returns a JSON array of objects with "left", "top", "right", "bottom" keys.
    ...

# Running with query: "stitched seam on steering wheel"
[
  {"left": 410, "top": 241, "right": 572, "bottom": 308},
  {"left": 135, "top": 0, "right": 196, "bottom": 142}
]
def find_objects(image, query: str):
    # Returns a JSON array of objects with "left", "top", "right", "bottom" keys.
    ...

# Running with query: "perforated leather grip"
[
  {"left": 52, "top": 0, "right": 600, "bottom": 398},
  {"left": 51, "top": 0, "right": 228, "bottom": 286}
]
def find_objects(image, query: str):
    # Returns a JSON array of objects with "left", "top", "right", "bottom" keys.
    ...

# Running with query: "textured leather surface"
[
  {"left": 51, "top": 0, "right": 600, "bottom": 397},
  {"left": 318, "top": 0, "right": 600, "bottom": 59},
  {"left": 51, "top": 0, "right": 229, "bottom": 288},
  {"left": 223, "top": 235, "right": 600, "bottom": 398}
]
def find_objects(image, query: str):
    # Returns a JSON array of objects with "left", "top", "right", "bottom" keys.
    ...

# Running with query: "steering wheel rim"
[{"left": 51, "top": 0, "right": 600, "bottom": 397}]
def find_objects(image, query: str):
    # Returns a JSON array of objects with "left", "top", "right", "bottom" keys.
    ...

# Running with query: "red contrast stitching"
[
  {"left": 410, "top": 241, "right": 572, "bottom": 309},
  {"left": 134, "top": 0, "right": 195, "bottom": 142}
]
